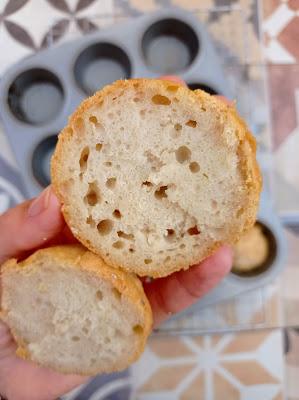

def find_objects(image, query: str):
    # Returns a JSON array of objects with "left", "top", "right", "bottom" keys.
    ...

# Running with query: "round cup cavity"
[
  {"left": 74, "top": 43, "right": 131, "bottom": 95},
  {"left": 32, "top": 135, "right": 57, "bottom": 187},
  {"left": 188, "top": 83, "right": 219, "bottom": 95},
  {"left": 231, "top": 221, "right": 278, "bottom": 278},
  {"left": 8, "top": 68, "right": 64, "bottom": 125},
  {"left": 142, "top": 19, "right": 199, "bottom": 74}
]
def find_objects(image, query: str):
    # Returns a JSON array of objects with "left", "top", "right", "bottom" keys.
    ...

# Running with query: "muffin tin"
[
  {"left": 0, "top": 8, "right": 287, "bottom": 312},
  {"left": 0, "top": 8, "right": 230, "bottom": 196}
]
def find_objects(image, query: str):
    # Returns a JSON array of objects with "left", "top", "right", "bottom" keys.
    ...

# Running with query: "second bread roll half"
[{"left": 51, "top": 79, "right": 261, "bottom": 277}]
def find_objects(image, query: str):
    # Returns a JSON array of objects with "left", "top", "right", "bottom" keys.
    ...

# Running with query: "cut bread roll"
[
  {"left": 0, "top": 245, "right": 152, "bottom": 375},
  {"left": 52, "top": 79, "right": 261, "bottom": 278}
]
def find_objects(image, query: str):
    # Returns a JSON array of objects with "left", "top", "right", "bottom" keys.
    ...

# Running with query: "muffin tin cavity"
[
  {"left": 188, "top": 82, "right": 219, "bottom": 95},
  {"left": 232, "top": 221, "right": 278, "bottom": 278},
  {"left": 32, "top": 135, "right": 57, "bottom": 187},
  {"left": 8, "top": 68, "right": 64, "bottom": 125},
  {"left": 142, "top": 19, "right": 199, "bottom": 73},
  {"left": 74, "top": 43, "right": 131, "bottom": 95}
]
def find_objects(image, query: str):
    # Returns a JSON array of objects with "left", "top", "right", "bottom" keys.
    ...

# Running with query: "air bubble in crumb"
[
  {"left": 155, "top": 185, "right": 168, "bottom": 200},
  {"left": 112, "top": 287, "right": 121, "bottom": 300},
  {"left": 151, "top": 94, "right": 171, "bottom": 105},
  {"left": 104, "top": 161, "right": 112, "bottom": 167},
  {"left": 185, "top": 120, "right": 197, "bottom": 128},
  {"left": 74, "top": 117, "right": 84, "bottom": 132},
  {"left": 142, "top": 181, "right": 153, "bottom": 187},
  {"left": 95, "top": 143, "right": 102, "bottom": 151},
  {"left": 211, "top": 200, "right": 218, "bottom": 209},
  {"left": 144, "top": 258, "right": 152, "bottom": 264},
  {"left": 89, "top": 115, "right": 98, "bottom": 125},
  {"left": 167, "top": 85, "right": 179, "bottom": 92},
  {"left": 133, "top": 325, "right": 143, "bottom": 335},
  {"left": 165, "top": 229, "right": 176, "bottom": 242},
  {"left": 176, "top": 146, "right": 191, "bottom": 164},
  {"left": 189, "top": 162, "right": 200, "bottom": 173},
  {"left": 86, "top": 216, "right": 95, "bottom": 227},
  {"left": 117, "top": 231, "right": 134, "bottom": 241},
  {"left": 174, "top": 123, "right": 182, "bottom": 131},
  {"left": 113, "top": 209, "right": 121, "bottom": 219},
  {"left": 187, "top": 225, "right": 200, "bottom": 235},
  {"left": 72, "top": 336, "right": 80, "bottom": 342},
  {"left": 164, "top": 256, "right": 171, "bottom": 262},
  {"left": 180, "top": 243, "right": 186, "bottom": 249},
  {"left": 106, "top": 177, "right": 116, "bottom": 189},
  {"left": 96, "top": 290, "right": 103, "bottom": 300},
  {"left": 79, "top": 147, "right": 89, "bottom": 171},
  {"left": 113, "top": 241, "right": 124, "bottom": 249},
  {"left": 84, "top": 182, "right": 100, "bottom": 206},
  {"left": 97, "top": 219, "right": 113, "bottom": 235}
]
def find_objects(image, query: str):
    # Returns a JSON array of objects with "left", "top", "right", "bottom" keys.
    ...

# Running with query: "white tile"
[
  {"left": 264, "top": 39, "right": 296, "bottom": 63},
  {"left": 263, "top": 3, "right": 295, "bottom": 37}
]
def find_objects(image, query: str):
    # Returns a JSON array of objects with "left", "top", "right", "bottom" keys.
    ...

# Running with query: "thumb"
[{"left": 0, "top": 186, "right": 64, "bottom": 264}]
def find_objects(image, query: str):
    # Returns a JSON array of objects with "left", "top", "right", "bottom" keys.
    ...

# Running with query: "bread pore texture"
[
  {"left": 51, "top": 79, "right": 261, "bottom": 277},
  {"left": 0, "top": 245, "right": 152, "bottom": 375}
]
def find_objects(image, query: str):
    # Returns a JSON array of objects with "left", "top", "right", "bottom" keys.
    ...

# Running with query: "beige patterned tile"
[
  {"left": 148, "top": 337, "right": 194, "bottom": 358},
  {"left": 140, "top": 364, "right": 196, "bottom": 392},
  {"left": 221, "top": 331, "right": 270, "bottom": 354},
  {"left": 222, "top": 360, "right": 279, "bottom": 385},
  {"left": 214, "top": 371, "right": 240, "bottom": 400},
  {"left": 180, "top": 372, "right": 205, "bottom": 400}
]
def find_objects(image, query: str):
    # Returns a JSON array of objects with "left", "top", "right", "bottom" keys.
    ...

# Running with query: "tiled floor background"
[{"left": 0, "top": 1, "right": 299, "bottom": 399}]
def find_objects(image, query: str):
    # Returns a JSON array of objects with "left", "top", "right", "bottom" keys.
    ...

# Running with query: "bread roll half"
[
  {"left": 0, "top": 245, "right": 152, "bottom": 375},
  {"left": 52, "top": 79, "right": 261, "bottom": 277}
]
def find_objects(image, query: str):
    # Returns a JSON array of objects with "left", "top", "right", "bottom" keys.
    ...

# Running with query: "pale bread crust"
[
  {"left": 0, "top": 245, "right": 152, "bottom": 375},
  {"left": 51, "top": 79, "right": 262, "bottom": 277}
]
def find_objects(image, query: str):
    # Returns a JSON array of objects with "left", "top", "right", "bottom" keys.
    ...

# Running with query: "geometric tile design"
[{"left": 132, "top": 330, "right": 284, "bottom": 399}]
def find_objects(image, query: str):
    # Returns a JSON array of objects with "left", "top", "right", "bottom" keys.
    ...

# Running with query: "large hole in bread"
[
  {"left": 151, "top": 94, "right": 171, "bottom": 105},
  {"left": 106, "top": 177, "right": 116, "bottom": 189},
  {"left": 176, "top": 146, "right": 191, "bottom": 163},
  {"left": 117, "top": 231, "right": 134, "bottom": 241},
  {"left": 189, "top": 162, "right": 200, "bottom": 173},
  {"left": 187, "top": 225, "right": 200, "bottom": 235},
  {"left": 84, "top": 182, "right": 100, "bottom": 206},
  {"left": 155, "top": 185, "right": 168, "bottom": 200},
  {"left": 79, "top": 147, "right": 89, "bottom": 172},
  {"left": 133, "top": 324, "right": 144, "bottom": 335},
  {"left": 97, "top": 219, "right": 113, "bottom": 235}
]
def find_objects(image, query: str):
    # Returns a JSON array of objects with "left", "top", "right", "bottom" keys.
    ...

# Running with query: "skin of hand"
[{"left": 0, "top": 77, "right": 232, "bottom": 400}]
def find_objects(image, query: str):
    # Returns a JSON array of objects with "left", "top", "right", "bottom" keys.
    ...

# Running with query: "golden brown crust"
[
  {"left": 1, "top": 245, "right": 152, "bottom": 375},
  {"left": 51, "top": 79, "right": 262, "bottom": 278}
]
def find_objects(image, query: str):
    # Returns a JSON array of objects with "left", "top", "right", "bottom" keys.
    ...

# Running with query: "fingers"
[
  {"left": 144, "top": 246, "right": 232, "bottom": 327},
  {"left": 0, "top": 186, "right": 64, "bottom": 264}
]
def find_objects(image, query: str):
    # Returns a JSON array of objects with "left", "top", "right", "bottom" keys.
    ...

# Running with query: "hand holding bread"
[{"left": 0, "top": 77, "right": 260, "bottom": 400}]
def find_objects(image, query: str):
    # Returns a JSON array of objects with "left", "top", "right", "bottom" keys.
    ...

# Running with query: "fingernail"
[{"left": 27, "top": 186, "right": 52, "bottom": 217}]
